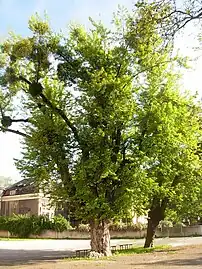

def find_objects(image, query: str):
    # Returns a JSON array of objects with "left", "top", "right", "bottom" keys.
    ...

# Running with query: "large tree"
[
  {"left": 0, "top": 8, "right": 154, "bottom": 255},
  {"left": 0, "top": 1, "right": 201, "bottom": 254},
  {"left": 121, "top": 1, "right": 202, "bottom": 247},
  {"left": 133, "top": 64, "right": 201, "bottom": 248}
]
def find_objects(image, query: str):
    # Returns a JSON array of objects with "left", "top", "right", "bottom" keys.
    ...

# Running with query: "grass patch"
[
  {"left": 113, "top": 245, "right": 171, "bottom": 255},
  {"left": 65, "top": 256, "right": 115, "bottom": 261},
  {"left": 0, "top": 237, "right": 57, "bottom": 241},
  {"left": 63, "top": 245, "right": 171, "bottom": 261},
  {"left": 0, "top": 238, "right": 30, "bottom": 241}
]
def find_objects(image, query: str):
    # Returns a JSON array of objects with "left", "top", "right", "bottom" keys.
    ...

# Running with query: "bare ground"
[{"left": 1, "top": 245, "right": 202, "bottom": 269}]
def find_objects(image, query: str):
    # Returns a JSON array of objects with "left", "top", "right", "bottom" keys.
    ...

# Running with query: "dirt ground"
[{"left": 1, "top": 245, "right": 202, "bottom": 269}]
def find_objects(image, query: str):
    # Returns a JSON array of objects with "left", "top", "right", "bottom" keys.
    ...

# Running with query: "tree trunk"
[
  {"left": 144, "top": 200, "right": 167, "bottom": 248},
  {"left": 144, "top": 215, "right": 159, "bottom": 248},
  {"left": 90, "top": 219, "right": 112, "bottom": 256}
]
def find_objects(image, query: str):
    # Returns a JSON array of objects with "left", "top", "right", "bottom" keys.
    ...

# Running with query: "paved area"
[
  {"left": 1, "top": 243, "right": 202, "bottom": 269},
  {"left": 0, "top": 237, "right": 202, "bottom": 266}
]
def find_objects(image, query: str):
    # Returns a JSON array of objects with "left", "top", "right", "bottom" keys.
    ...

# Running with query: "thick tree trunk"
[
  {"left": 144, "top": 200, "right": 167, "bottom": 248},
  {"left": 90, "top": 219, "right": 112, "bottom": 256},
  {"left": 144, "top": 215, "right": 159, "bottom": 248}
]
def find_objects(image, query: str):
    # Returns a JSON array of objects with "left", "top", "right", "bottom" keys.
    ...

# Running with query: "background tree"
[
  {"left": 122, "top": 1, "right": 202, "bottom": 248},
  {"left": 133, "top": 0, "right": 202, "bottom": 41},
  {"left": 0, "top": 176, "right": 13, "bottom": 188},
  {"left": 136, "top": 73, "right": 201, "bottom": 248}
]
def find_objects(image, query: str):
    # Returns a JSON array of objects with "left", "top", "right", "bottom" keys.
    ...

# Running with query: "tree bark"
[
  {"left": 90, "top": 219, "right": 112, "bottom": 256},
  {"left": 144, "top": 199, "right": 167, "bottom": 248},
  {"left": 144, "top": 214, "right": 159, "bottom": 248}
]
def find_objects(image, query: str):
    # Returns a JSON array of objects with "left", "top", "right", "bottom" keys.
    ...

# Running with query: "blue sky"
[
  {"left": 0, "top": 0, "right": 201, "bottom": 181},
  {"left": 0, "top": 0, "right": 133, "bottom": 35}
]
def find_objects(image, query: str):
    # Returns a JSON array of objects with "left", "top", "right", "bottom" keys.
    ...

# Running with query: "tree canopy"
[{"left": 0, "top": 0, "right": 202, "bottom": 253}]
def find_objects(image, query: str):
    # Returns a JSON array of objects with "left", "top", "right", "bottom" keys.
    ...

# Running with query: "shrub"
[
  {"left": 0, "top": 216, "right": 8, "bottom": 230},
  {"left": 159, "top": 220, "right": 173, "bottom": 229},
  {"left": 174, "top": 222, "right": 186, "bottom": 228},
  {"left": 76, "top": 223, "right": 90, "bottom": 232},
  {"left": 0, "top": 214, "right": 72, "bottom": 237},
  {"left": 110, "top": 222, "right": 147, "bottom": 231},
  {"left": 51, "top": 214, "right": 73, "bottom": 232}
]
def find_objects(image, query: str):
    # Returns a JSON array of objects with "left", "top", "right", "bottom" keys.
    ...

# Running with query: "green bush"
[
  {"left": 0, "top": 214, "right": 72, "bottom": 238},
  {"left": 76, "top": 223, "right": 90, "bottom": 232},
  {"left": 0, "top": 216, "right": 7, "bottom": 230},
  {"left": 51, "top": 214, "right": 73, "bottom": 232},
  {"left": 174, "top": 222, "right": 186, "bottom": 228},
  {"left": 159, "top": 220, "right": 173, "bottom": 229},
  {"left": 110, "top": 222, "right": 147, "bottom": 231}
]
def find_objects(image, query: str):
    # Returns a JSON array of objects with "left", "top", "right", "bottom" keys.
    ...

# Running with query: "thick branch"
[
  {"left": 39, "top": 92, "right": 80, "bottom": 144},
  {"left": 11, "top": 118, "right": 30, "bottom": 123},
  {"left": 17, "top": 75, "right": 82, "bottom": 148},
  {"left": 19, "top": 76, "right": 32, "bottom": 85},
  {"left": 111, "top": 128, "right": 122, "bottom": 163},
  {"left": 0, "top": 127, "right": 29, "bottom": 138}
]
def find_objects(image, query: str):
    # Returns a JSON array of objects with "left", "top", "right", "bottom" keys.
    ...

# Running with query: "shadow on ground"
[
  {"left": 151, "top": 257, "right": 202, "bottom": 266},
  {"left": 132, "top": 255, "right": 202, "bottom": 267},
  {"left": 0, "top": 249, "right": 75, "bottom": 266}
]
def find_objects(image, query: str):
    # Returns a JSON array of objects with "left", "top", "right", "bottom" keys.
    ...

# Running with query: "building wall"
[
  {"left": 1, "top": 192, "right": 55, "bottom": 218},
  {"left": 1, "top": 199, "right": 39, "bottom": 216},
  {"left": 19, "top": 199, "right": 39, "bottom": 215},
  {"left": 38, "top": 197, "right": 55, "bottom": 219}
]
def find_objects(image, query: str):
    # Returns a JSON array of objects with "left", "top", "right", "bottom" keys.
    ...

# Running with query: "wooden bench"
[
  {"left": 111, "top": 245, "right": 117, "bottom": 252},
  {"left": 119, "top": 243, "right": 133, "bottom": 250},
  {"left": 75, "top": 243, "right": 133, "bottom": 257},
  {"left": 75, "top": 249, "right": 90, "bottom": 257}
]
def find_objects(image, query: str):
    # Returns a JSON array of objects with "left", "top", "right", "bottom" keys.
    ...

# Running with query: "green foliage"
[
  {"left": 52, "top": 214, "right": 72, "bottom": 232},
  {"left": 76, "top": 223, "right": 90, "bottom": 232},
  {"left": 0, "top": 215, "right": 72, "bottom": 238},
  {"left": 75, "top": 222, "right": 147, "bottom": 232},
  {"left": 110, "top": 222, "right": 147, "bottom": 232},
  {"left": 158, "top": 220, "right": 173, "bottom": 229},
  {"left": 113, "top": 245, "right": 170, "bottom": 255},
  {"left": 0, "top": 3, "right": 201, "bottom": 246}
]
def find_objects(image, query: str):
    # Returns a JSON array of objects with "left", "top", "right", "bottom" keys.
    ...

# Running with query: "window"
[{"left": 10, "top": 190, "right": 16, "bottom": 195}]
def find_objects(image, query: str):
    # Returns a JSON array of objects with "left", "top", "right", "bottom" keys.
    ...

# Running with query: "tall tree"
[
  {"left": 123, "top": 1, "right": 202, "bottom": 247},
  {"left": 0, "top": 2, "right": 201, "bottom": 254},
  {"left": 0, "top": 10, "right": 153, "bottom": 255},
  {"left": 133, "top": 0, "right": 202, "bottom": 40},
  {"left": 135, "top": 71, "right": 201, "bottom": 248}
]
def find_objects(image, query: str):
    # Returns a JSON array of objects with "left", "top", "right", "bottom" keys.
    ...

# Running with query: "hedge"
[
  {"left": 0, "top": 214, "right": 72, "bottom": 238},
  {"left": 75, "top": 222, "right": 147, "bottom": 232}
]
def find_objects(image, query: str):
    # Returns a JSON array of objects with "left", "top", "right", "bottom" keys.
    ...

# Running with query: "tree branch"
[
  {"left": 17, "top": 71, "right": 89, "bottom": 157},
  {"left": 133, "top": 59, "right": 172, "bottom": 79},
  {"left": 111, "top": 128, "right": 122, "bottom": 163},
  {"left": 17, "top": 75, "right": 81, "bottom": 144},
  {"left": 11, "top": 118, "right": 30, "bottom": 123},
  {"left": 0, "top": 127, "right": 29, "bottom": 138},
  {"left": 39, "top": 92, "right": 80, "bottom": 144},
  {"left": 19, "top": 76, "right": 32, "bottom": 85}
]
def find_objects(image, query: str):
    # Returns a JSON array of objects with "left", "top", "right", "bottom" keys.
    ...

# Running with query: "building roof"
[{"left": 2, "top": 178, "right": 37, "bottom": 196}]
